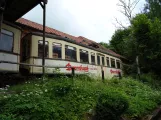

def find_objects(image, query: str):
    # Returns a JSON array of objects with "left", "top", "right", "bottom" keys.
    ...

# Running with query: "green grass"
[{"left": 0, "top": 75, "right": 161, "bottom": 120}]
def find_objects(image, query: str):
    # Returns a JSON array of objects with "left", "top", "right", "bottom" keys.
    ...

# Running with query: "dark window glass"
[
  {"left": 97, "top": 55, "right": 100, "bottom": 65},
  {"left": 106, "top": 57, "right": 110, "bottom": 67},
  {"left": 91, "top": 53, "right": 95, "bottom": 64},
  {"left": 102, "top": 56, "right": 105, "bottom": 66},
  {"left": 0, "top": 29, "right": 13, "bottom": 52},
  {"left": 22, "top": 39, "right": 30, "bottom": 61},
  {"left": 38, "top": 41, "right": 48, "bottom": 58},
  {"left": 117, "top": 60, "right": 121, "bottom": 69},
  {"left": 53, "top": 43, "right": 62, "bottom": 59},
  {"left": 65, "top": 45, "right": 77, "bottom": 61},
  {"left": 80, "top": 49, "right": 88, "bottom": 63},
  {"left": 111, "top": 58, "right": 116, "bottom": 68}
]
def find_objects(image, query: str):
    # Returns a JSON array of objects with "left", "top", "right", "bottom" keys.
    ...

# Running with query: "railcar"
[
  {"left": 0, "top": 22, "right": 21, "bottom": 73},
  {"left": 21, "top": 32, "right": 122, "bottom": 79}
]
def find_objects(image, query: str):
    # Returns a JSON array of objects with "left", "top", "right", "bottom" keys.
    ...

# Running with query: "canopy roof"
[{"left": 3, "top": 0, "right": 40, "bottom": 22}]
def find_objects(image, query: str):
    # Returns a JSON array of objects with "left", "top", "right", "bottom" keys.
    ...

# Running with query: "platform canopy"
[{"left": 3, "top": 0, "right": 40, "bottom": 22}]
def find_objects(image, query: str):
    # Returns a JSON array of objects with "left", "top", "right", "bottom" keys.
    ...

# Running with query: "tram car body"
[
  {"left": 21, "top": 32, "right": 122, "bottom": 79},
  {"left": 0, "top": 22, "right": 21, "bottom": 73}
]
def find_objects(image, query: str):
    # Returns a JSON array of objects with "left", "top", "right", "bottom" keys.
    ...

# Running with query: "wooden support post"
[
  {"left": 40, "top": 0, "right": 47, "bottom": 76},
  {"left": 42, "top": 2, "right": 46, "bottom": 76},
  {"left": 72, "top": 68, "right": 75, "bottom": 77},
  {"left": 102, "top": 70, "right": 104, "bottom": 81}
]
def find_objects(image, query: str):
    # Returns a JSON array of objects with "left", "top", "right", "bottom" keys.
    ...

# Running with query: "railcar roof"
[
  {"left": 24, "top": 32, "right": 121, "bottom": 58},
  {"left": 16, "top": 18, "right": 126, "bottom": 59}
]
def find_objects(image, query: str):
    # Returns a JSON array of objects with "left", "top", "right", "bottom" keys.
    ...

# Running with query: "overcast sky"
[{"left": 23, "top": 0, "right": 146, "bottom": 43}]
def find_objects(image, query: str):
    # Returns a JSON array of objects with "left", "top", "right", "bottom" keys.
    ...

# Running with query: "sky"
[{"left": 23, "top": 0, "right": 146, "bottom": 43}]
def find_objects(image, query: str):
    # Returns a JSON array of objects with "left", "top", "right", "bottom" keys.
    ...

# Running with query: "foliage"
[
  {"left": 109, "top": 13, "right": 161, "bottom": 77},
  {"left": 139, "top": 73, "right": 161, "bottom": 89},
  {"left": 144, "top": 0, "right": 161, "bottom": 20},
  {"left": 110, "top": 28, "right": 133, "bottom": 58},
  {"left": 0, "top": 76, "right": 161, "bottom": 120},
  {"left": 131, "top": 14, "right": 161, "bottom": 75},
  {"left": 107, "top": 77, "right": 161, "bottom": 118},
  {"left": 95, "top": 91, "right": 128, "bottom": 120},
  {"left": 99, "top": 42, "right": 110, "bottom": 49}
]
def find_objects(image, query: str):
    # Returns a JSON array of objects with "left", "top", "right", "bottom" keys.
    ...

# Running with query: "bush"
[
  {"left": 95, "top": 91, "right": 129, "bottom": 120},
  {"left": 140, "top": 73, "right": 161, "bottom": 88},
  {"left": 107, "top": 77, "right": 161, "bottom": 118}
]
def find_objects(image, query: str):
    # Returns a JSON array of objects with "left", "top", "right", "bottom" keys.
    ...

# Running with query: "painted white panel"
[
  {"left": 0, "top": 53, "right": 18, "bottom": 72},
  {"left": 32, "top": 59, "right": 122, "bottom": 79},
  {"left": 103, "top": 67, "right": 122, "bottom": 79}
]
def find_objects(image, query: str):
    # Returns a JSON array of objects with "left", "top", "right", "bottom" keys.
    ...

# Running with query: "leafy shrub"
[
  {"left": 108, "top": 77, "right": 161, "bottom": 118},
  {"left": 140, "top": 73, "right": 161, "bottom": 88},
  {"left": 95, "top": 91, "right": 129, "bottom": 120}
]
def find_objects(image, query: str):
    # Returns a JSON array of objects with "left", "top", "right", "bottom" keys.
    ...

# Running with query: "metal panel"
[{"left": 0, "top": 53, "right": 19, "bottom": 72}]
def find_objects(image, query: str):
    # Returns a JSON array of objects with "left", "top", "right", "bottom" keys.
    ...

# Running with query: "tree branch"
[
  {"left": 115, "top": 0, "right": 140, "bottom": 28},
  {"left": 114, "top": 17, "right": 127, "bottom": 29}
]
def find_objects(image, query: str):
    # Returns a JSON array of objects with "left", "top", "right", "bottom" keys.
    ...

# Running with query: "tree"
[
  {"left": 110, "top": 28, "right": 131, "bottom": 56},
  {"left": 130, "top": 14, "right": 161, "bottom": 75},
  {"left": 114, "top": 0, "right": 141, "bottom": 77},
  {"left": 110, "top": 13, "right": 161, "bottom": 76},
  {"left": 144, "top": 0, "right": 161, "bottom": 20},
  {"left": 115, "top": 0, "right": 140, "bottom": 28},
  {"left": 131, "top": 14, "right": 151, "bottom": 73}
]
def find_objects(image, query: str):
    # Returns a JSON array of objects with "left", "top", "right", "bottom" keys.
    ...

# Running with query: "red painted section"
[
  {"left": 110, "top": 69, "right": 120, "bottom": 74},
  {"left": 66, "top": 63, "right": 89, "bottom": 72}
]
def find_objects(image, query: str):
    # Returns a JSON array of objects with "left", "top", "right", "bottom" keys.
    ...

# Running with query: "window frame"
[
  {"left": 52, "top": 42, "right": 62, "bottom": 59},
  {"left": 65, "top": 45, "right": 77, "bottom": 61},
  {"left": 22, "top": 38, "right": 31, "bottom": 61},
  {"left": 111, "top": 58, "right": 116, "bottom": 68},
  {"left": 38, "top": 40, "right": 49, "bottom": 58},
  {"left": 106, "top": 57, "right": 110, "bottom": 67},
  {"left": 0, "top": 29, "right": 14, "bottom": 52},
  {"left": 97, "top": 55, "right": 101, "bottom": 65},
  {"left": 102, "top": 56, "right": 105, "bottom": 66},
  {"left": 80, "top": 49, "right": 89, "bottom": 63},
  {"left": 91, "top": 52, "right": 95, "bottom": 65},
  {"left": 116, "top": 60, "right": 121, "bottom": 69}
]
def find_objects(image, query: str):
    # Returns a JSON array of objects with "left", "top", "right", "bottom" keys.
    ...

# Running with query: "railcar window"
[
  {"left": 53, "top": 43, "right": 62, "bottom": 59},
  {"left": 80, "top": 49, "right": 89, "bottom": 63},
  {"left": 38, "top": 41, "right": 49, "bottom": 58},
  {"left": 117, "top": 60, "right": 121, "bottom": 69},
  {"left": 22, "top": 39, "right": 30, "bottom": 61},
  {"left": 111, "top": 58, "right": 116, "bottom": 68},
  {"left": 106, "top": 57, "right": 110, "bottom": 67},
  {"left": 0, "top": 29, "right": 13, "bottom": 52},
  {"left": 97, "top": 55, "right": 100, "bottom": 65},
  {"left": 91, "top": 52, "right": 95, "bottom": 64},
  {"left": 102, "top": 56, "right": 105, "bottom": 66},
  {"left": 65, "top": 45, "right": 77, "bottom": 61}
]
